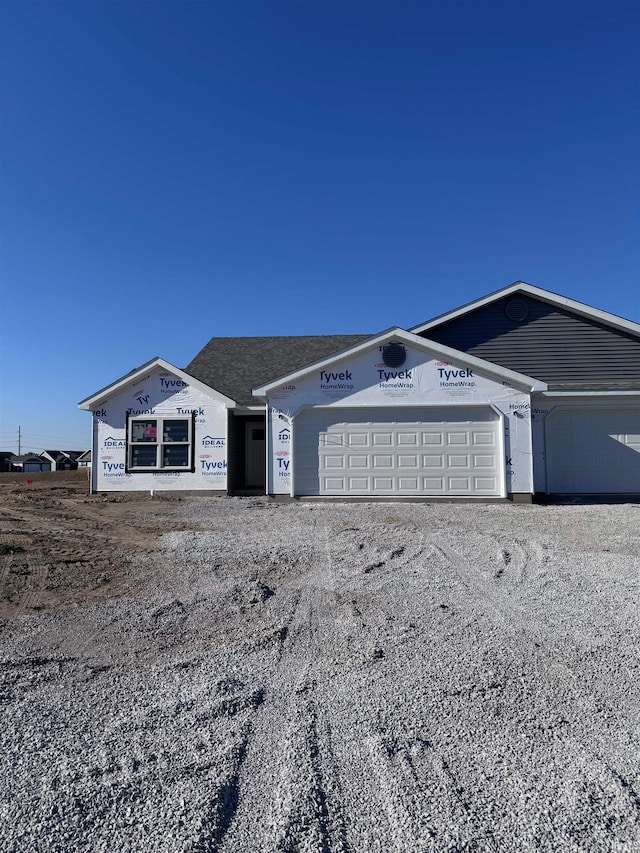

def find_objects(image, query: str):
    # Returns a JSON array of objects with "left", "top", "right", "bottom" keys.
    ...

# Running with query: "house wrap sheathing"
[
  {"left": 256, "top": 329, "right": 544, "bottom": 499},
  {"left": 82, "top": 360, "right": 233, "bottom": 493}
]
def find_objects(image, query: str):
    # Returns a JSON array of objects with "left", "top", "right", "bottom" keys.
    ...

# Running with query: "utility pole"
[{"left": 18, "top": 426, "right": 21, "bottom": 455}]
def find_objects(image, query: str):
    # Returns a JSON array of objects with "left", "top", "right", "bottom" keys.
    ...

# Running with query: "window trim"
[{"left": 125, "top": 411, "right": 196, "bottom": 473}]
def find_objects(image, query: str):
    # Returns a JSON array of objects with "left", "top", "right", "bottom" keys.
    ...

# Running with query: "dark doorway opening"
[{"left": 228, "top": 413, "right": 266, "bottom": 494}]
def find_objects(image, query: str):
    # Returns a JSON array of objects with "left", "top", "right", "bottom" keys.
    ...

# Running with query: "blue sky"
[{"left": 1, "top": 0, "right": 638, "bottom": 452}]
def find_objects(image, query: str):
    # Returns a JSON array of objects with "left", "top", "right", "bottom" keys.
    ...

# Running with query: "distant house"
[
  {"left": 40, "top": 450, "right": 84, "bottom": 471},
  {"left": 77, "top": 450, "right": 91, "bottom": 468},
  {"left": 0, "top": 452, "right": 14, "bottom": 472},
  {"left": 11, "top": 454, "right": 52, "bottom": 473}
]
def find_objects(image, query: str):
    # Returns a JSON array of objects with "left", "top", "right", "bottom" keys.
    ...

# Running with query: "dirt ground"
[{"left": 0, "top": 471, "right": 187, "bottom": 617}]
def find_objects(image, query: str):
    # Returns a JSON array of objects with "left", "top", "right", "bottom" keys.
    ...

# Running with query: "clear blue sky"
[{"left": 1, "top": 0, "right": 638, "bottom": 452}]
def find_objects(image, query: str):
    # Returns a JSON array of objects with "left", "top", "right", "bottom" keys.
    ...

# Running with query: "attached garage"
[
  {"left": 294, "top": 406, "right": 504, "bottom": 497},
  {"left": 545, "top": 407, "right": 640, "bottom": 494}
]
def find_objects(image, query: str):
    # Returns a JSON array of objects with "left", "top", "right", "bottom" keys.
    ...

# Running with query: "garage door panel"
[
  {"left": 348, "top": 477, "right": 370, "bottom": 491},
  {"left": 473, "top": 454, "right": 496, "bottom": 467},
  {"left": 373, "top": 455, "right": 393, "bottom": 467},
  {"left": 424, "top": 477, "right": 446, "bottom": 491},
  {"left": 475, "top": 477, "right": 498, "bottom": 491},
  {"left": 423, "top": 454, "right": 445, "bottom": 467},
  {"left": 349, "top": 432, "right": 369, "bottom": 446},
  {"left": 373, "top": 476, "right": 393, "bottom": 490},
  {"left": 323, "top": 456, "right": 345, "bottom": 469},
  {"left": 348, "top": 455, "right": 368, "bottom": 468},
  {"left": 295, "top": 407, "right": 503, "bottom": 496},
  {"left": 398, "top": 477, "right": 420, "bottom": 490},
  {"left": 325, "top": 477, "right": 345, "bottom": 490},
  {"left": 398, "top": 433, "right": 418, "bottom": 445},
  {"left": 422, "top": 434, "right": 443, "bottom": 445},
  {"left": 449, "top": 476, "right": 472, "bottom": 490},
  {"left": 323, "top": 435, "right": 345, "bottom": 447},
  {"left": 473, "top": 432, "right": 495, "bottom": 445},
  {"left": 448, "top": 432, "right": 469, "bottom": 445},
  {"left": 373, "top": 433, "right": 392, "bottom": 446},
  {"left": 398, "top": 455, "right": 419, "bottom": 468},
  {"left": 448, "top": 454, "right": 470, "bottom": 468}
]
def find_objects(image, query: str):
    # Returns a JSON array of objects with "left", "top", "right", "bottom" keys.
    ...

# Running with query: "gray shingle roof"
[
  {"left": 11, "top": 454, "right": 45, "bottom": 463},
  {"left": 185, "top": 335, "right": 373, "bottom": 406}
]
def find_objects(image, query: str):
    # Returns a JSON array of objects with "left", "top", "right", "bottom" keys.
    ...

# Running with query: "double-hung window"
[{"left": 127, "top": 415, "right": 194, "bottom": 472}]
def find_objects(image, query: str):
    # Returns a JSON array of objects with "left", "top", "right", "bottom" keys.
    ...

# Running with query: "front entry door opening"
[{"left": 245, "top": 423, "right": 266, "bottom": 488}]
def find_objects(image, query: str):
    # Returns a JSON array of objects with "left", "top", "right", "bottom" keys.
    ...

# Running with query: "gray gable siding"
[
  {"left": 185, "top": 335, "right": 372, "bottom": 406},
  {"left": 420, "top": 295, "right": 640, "bottom": 385}
]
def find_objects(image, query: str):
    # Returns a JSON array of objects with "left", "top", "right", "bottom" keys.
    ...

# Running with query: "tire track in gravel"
[
  {"left": 213, "top": 518, "right": 353, "bottom": 851},
  {"left": 311, "top": 519, "right": 503, "bottom": 852},
  {"left": 318, "top": 520, "right": 468, "bottom": 852},
  {"left": 0, "top": 535, "right": 29, "bottom": 611},
  {"left": 273, "top": 695, "right": 352, "bottom": 853},
  {"left": 14, "top": 554, "right": 48, "bottom": 616},
  {"left": 431, "top": 535, "right": 538, "bottom": 628},
  {"left": 431, "top": 533, "right": 581, "bottom": 696},
  {"left": 494, "top": 538, "right": 554, "bottom": 591},
  {"left": 279, "top": 521, "right": 477, "bottom": 853},
  {"left": 0, "top": 552, "right": 12, "bottom": 588},
  {"left": 430, "top": 533, "right": 569, "bottom": 693},
  {"left": 493, "top": 539, "right": 527, "bottom": 580},
  {"left": 433, "top": 530, "right": 551, "bottom": 593},
  {"left": 365, "top": 729, "right": 500, "bottom": 852},
  {"left": 365, "top": 732, "right": 438, "bottom": 852},
  {"left": 194, "top": 724, "right": 253, "bottom": 853},
  {"left": 429, "top": 530, "right": 639, "bottom": 825},
  {"left": 268, "top": 519, "right": 352, "bottom": 851},
  {"left": 543, "top": 735, "right": 640, "bottom": 845}
]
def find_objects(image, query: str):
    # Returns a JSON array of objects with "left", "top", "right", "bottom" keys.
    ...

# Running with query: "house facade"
[
  {"left": 40, "top": 450, "right": 84, "bottom": 471},
  {"left": 77, "top": 450, "right": 92, "bottom": 468},
  {"left": 10, "top": 455, "right": 52, "bottom": 473},
  {"left": 78, "top": 283, "right": 640, "bottom": 499}
]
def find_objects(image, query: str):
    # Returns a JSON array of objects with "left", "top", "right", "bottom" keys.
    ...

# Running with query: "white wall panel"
[{"left": 92, "top": 367, "right": 229, "bottom": 492}]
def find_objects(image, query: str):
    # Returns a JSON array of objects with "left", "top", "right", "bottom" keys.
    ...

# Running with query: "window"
[{"left": 127, "top": 416, "right": 194, "bottom": 471}]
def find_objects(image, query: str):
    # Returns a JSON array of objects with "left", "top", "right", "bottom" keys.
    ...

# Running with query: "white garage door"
[
  {"left": 546, "top": 407, "right": 640, "bottom": 493},
  {"left": 294, "top": 407, "right": 503, "bottom": 497}
]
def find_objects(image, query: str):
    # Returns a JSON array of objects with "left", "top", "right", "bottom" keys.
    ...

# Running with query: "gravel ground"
[{"left": 1, "top": 492, "right": 639, "bottom": 852}]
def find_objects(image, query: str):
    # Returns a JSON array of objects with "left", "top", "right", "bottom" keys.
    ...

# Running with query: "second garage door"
[
  {"left": 545, "top": 407, "right": 640, "bottom": 493},
  {"left": 294, "top": 407, "right": 504, "bottom": 497}
]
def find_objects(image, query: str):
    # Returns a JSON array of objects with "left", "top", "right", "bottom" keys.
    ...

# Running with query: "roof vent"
[
  {"left": 382, "top": 343, "right": 407, "bottom": 368},
  {"left": 505, "top": 298, "right": 529, "bottom": 322}
]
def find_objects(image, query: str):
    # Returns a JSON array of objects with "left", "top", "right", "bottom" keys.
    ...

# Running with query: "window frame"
[{"left": 125, "top": 412, "right": 196, "bottom": 473}]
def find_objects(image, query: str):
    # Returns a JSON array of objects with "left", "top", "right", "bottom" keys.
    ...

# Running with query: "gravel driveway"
[{"left": 1, "top": 494, "right": 639, "bottom": 852}]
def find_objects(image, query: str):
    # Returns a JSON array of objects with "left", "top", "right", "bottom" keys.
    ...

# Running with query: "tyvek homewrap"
[
  {"left": 92, "top": 368, "right": 228, "bottom": 492},
  {"left": 265, "top": 344, "right": 535, "bottom": 496}
]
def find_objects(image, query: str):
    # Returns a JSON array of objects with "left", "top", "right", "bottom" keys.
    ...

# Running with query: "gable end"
[{"left": 420, "top": 294, "right": 640, "bottom": 384}]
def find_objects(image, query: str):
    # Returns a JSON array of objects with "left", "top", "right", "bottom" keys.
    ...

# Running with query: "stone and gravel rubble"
[{"left": 1, "top": 493, "right": 639, "bottom": 852}]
